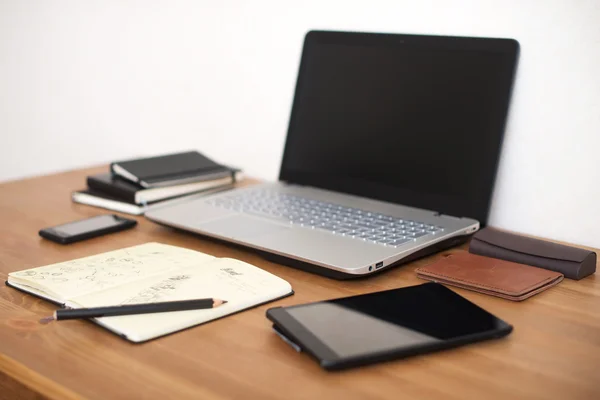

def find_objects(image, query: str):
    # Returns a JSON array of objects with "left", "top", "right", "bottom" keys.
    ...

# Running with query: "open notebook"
[{"left": 7, "top": 243, "right": 293, "bottom": 342}]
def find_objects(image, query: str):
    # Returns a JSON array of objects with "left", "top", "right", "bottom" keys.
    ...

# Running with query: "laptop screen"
[{"left": 279, "top": 31, "right": 519, "bottom": 225}]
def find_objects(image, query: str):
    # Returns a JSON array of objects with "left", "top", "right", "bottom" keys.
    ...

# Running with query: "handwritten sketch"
[
  {"left": 10, "top": 243, "right": 214, "bottom": 299},
  {"left": 122, "top": 275, "right": 192, "bottom": 304},
  {"left": 220, "top": 267, "right": 243, "bottom": 276},
  {"left": 10, "top": 243, "right": 290, "bottom": 327}
]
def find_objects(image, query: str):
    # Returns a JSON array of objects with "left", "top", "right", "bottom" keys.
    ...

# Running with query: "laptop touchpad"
[{"left": 199, "top": 215, "right": 290, "bottom": 240}]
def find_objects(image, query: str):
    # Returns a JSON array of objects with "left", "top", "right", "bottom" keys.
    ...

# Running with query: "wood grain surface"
[{"left": 0, "top": 167, "right": 599, "bottom": 400}]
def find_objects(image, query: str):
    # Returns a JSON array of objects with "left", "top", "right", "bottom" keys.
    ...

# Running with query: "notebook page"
[
  {"left": 67, "top": 257, "right": 293, "bottom": 342},
  {"left": 8, "top": 243, "right": 214, "bottom": 301}
]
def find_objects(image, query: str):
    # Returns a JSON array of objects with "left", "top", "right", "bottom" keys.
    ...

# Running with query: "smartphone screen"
[
  {"left": 51, "top": 215, "right": 126, "bottom": 236},
  {"left": 40, "top": 214, "right": 136, "bottom": 244}
]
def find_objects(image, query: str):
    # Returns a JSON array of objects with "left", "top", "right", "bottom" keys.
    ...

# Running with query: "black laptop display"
[{"left": 281, "top": 31, "right": 519, "bottom": 225}]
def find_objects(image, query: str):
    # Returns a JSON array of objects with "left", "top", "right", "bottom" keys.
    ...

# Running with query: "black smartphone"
[
  {"left": 266, "top": 283, "right": 512, "bottom": 371},
  {"left": 39, "top": 214, "right": 137, "bottom": 244}
]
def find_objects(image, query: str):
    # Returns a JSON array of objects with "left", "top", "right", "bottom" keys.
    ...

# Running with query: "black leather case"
[{"left": 469, "top": 228, "right": 596, "bottom": 280}]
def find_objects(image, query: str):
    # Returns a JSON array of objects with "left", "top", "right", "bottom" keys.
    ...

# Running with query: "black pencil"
[{"left": 40, "top": 298, "right": 227, "bottom": 322}]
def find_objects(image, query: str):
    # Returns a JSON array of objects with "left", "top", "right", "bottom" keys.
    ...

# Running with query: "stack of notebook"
[{"left": 72, "top": 151, "right": 242, "bottom": 215}]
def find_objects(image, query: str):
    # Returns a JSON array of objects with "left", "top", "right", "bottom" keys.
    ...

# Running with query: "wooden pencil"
[{"left": 40, "top": 298, "right": 227, "bottom": 322}]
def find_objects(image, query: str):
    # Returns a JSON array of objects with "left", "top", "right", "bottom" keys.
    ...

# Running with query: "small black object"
[{"left": 39, "top": 214, "right": 137, "bottom": 244}]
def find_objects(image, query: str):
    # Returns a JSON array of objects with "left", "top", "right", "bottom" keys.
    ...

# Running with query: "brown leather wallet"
[
  {"left": 416, "top": 251, "right": 564, "bottom": 301},
  {"left": 469, "top": 227, "right": 596, "bottom": 280}
]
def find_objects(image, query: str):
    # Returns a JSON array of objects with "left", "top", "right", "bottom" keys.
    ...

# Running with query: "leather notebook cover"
[
  {"left": 469, "top": 227, "right": 596, "bottom": 280},
  {"left": 416, "top": 251, "right": 563, "bottom": 301},
  {"left": 110, "top": 151, "right": 234, "bottom": 188}
]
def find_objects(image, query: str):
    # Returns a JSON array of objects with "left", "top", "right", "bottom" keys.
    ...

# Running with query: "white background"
[{"left": 1, "top": 0, "right": 599, "bottom": 248}]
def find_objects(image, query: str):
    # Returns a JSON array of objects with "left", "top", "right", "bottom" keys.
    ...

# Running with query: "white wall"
[{"left": 1, "top": 0, "right": 599, "bottom": 248}]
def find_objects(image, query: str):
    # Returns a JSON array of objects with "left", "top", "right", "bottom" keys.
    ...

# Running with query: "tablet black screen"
[{"left": 269, "top": 283, "right": 511, "bottom": 368}]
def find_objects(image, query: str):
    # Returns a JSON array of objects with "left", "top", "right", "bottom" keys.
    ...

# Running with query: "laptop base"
[
  {"left": 261, "top": 234, "right": 471, "bottom": 279},
  {"left": 154, "top": 220, "right": 471, "bottom": 279}
]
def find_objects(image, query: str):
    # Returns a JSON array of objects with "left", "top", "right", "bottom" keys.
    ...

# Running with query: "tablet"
[{"left": 266, "top": 282, "right": 512, "bottom": 370}]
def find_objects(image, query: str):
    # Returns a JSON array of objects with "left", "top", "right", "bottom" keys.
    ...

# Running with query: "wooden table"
[{"left": 1, "top": 167, "right": 599, "bottom": 400}]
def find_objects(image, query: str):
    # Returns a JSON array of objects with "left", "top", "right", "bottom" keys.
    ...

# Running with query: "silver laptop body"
[
  {"left": 146, "top": 182, "right": 478, "bottom": 277},
  {"left": 146, "top": 31, "right": 519, "bottom": 278}
]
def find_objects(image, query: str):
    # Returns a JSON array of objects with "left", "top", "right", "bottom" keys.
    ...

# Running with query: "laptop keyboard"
[{"left": 205, "top": 189, "right": 444, "bottom": 247}]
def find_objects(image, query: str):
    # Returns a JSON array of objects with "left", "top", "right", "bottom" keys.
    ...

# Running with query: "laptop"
[{"left": 146, "top": 30, "right": 519, "bottom": 279}]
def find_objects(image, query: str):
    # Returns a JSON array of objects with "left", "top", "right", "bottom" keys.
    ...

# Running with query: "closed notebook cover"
[
  {"left": 469, "top": 227, "right": 596, "bottom": 280},
  {"left": 87, "top": 173, "right": 142, "bottom": 203},
  {"left": 416, "top": 251, "right": 563, "bottom": 301},
  {"left": 87, "top": 172, "right": 239, "bottom": 204},
  {"left": 110, "top": 151, "right": 232, "bottom": 187},
  {"left": 73, "top": 183, "right": 236, "bottom": 216},
  {"left": 72, "top": 189, "right": 147, "bottom": 215}
]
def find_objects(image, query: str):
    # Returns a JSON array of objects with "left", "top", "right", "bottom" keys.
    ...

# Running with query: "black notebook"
[
  {"left": 73, "top": 171, "right": 239, "bottom": 215},
  {"left": 87, "top": 173, "right": 240, "bottom": 205},
  {"left": 110, "top": 151, "right": 235, "bottom": 188},
  {"left": 72, "top": 185, "right": 236, "bottom": 215}
]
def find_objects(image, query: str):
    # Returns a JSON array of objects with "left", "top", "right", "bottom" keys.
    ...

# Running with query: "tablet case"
[
  {"left": 469, "top": 228, "right": 596, "bottom": 280},
  {"left": 416, "top": 251, "right": 563, "bottom": 301}
]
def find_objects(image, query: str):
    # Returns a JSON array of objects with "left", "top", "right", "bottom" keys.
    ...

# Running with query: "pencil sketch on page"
[{"left": 122, "top": 275, "right": 192, "bottom": 304}]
